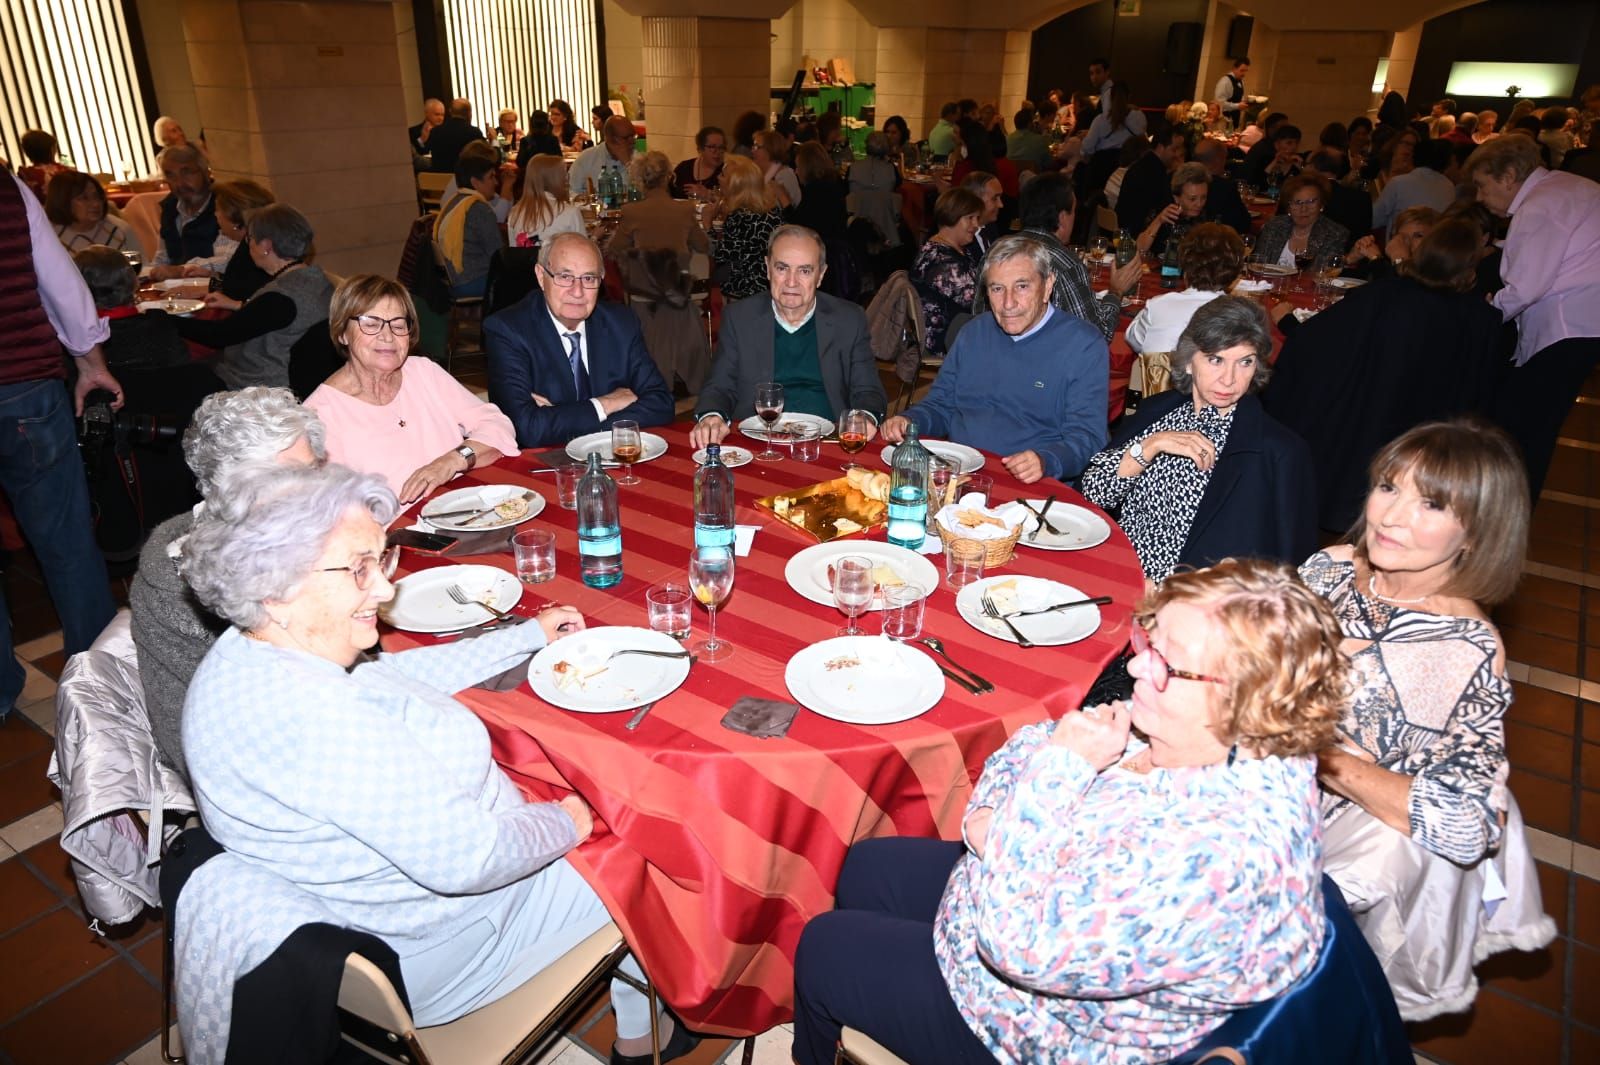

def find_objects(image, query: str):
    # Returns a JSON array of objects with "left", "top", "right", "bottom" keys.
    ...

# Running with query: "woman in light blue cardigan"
[{"left": 178, "top": 461, "right": 697, "bottom": 1065}]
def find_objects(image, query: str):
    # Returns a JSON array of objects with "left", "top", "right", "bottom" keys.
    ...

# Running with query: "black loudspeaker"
[
  {"left": 1164, "top": 22, "right": 1203, "bottom": 76},
  {"left": 1227, "top": 16, "right": 1255, "bottom": 61}
]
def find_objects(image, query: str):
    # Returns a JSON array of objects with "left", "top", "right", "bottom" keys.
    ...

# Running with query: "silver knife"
[{"left": 625, "top": 700, "right": 657, "bottom": 730}]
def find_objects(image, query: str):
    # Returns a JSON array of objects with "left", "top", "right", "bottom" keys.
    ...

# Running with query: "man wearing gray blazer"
[{"left": 691, "top": 225, "right": 887, "bottom": 447}]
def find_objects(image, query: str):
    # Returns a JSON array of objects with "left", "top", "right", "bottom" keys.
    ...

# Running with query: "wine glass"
[
  {"left": 689, "top": 546, "right": 735, "bottom": 663},
  {"left": 754, "top": 381, "right": 785, "bottom": 462},
  {"left": 838, "top": 409, "right": 873, "bottom": 461},
  {"left": 611, "top": 419, "right": 642, "bottom": 485},
  {"left": 831, "top": 555, "right": 875, "bottom": 637}
]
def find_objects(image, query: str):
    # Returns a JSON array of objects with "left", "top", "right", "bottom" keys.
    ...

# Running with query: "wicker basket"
[{"left": 936, "top": 522, "right": 1022, "bottom": 567}]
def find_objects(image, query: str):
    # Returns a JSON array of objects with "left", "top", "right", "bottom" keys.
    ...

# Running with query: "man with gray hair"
[
  {"left": 484, "top": 231, "right": 672, "bottom": 447},
  {"left": 692, "top": 225, "right": 886, "bottom": 447},
  {"left": 425, "top": 97, "right": 487, "bottom": 174},
  {"left": 569, "top": 114, "right": 639, "bottom": 198},
  {"left": 883, "top": 235, "right": 1108, "bottom": 483},
  {"left": 409, "top": 97, "right": 446, "bottom": 156},
  {"left": 130, "top": 386, "right": 327, "bottom": 776},
  {"left": 145, "top": 144, "right": 229, "bottom": 281}
]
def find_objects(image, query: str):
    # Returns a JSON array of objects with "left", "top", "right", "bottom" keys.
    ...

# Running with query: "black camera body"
[{"left": 78, "top": 389, "right": 180, "bottom": 451}]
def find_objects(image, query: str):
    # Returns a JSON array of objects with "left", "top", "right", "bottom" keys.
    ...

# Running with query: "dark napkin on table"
[
  {"left": 442, "top": 525, "right": 514, "bottom": 556},
  {"left": 528, "top": 448, "right": 570, "bottom": 470},
  {"left": 721, "top": 697, "right": 799, "bottom": 739}
]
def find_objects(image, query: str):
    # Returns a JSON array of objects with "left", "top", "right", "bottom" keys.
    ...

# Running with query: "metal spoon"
[{"left": 917, "top": 637, "right": 994, "bottom": 692}]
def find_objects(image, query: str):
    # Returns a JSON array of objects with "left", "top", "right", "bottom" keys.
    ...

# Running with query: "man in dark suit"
[
  {"left": 690, "top": 225, "right": 886, "bottom": 448},
  {"left": 426, "top": 98, "right": 486, "bottom": 175},
  {"left": 1116, "top": 125, "right": 1185, "bottom": 233},
  {"left": 408, "top": 98, "right": 445, "bottom": 156},
  {"left": 1308, "top": 148, "right": 1373, "bottom": 243},
  {"left": 1193, "top": 139, "right": 1252, "bottom": 235},
  {"left": 484, "top": 232, "right": 674, "bottom": 448}
]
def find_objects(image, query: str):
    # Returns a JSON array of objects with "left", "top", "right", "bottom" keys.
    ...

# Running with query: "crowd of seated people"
[{"left": 18, "top": 66, "right": 1600, "bottom": 1065}]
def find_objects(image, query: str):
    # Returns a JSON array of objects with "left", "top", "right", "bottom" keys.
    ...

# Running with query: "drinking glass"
[
  {"left": 927, "top": 466, "right": 954, "bottom": 531},
  {"left": 512, "top": 528, "right": 557, "bottom": 583},
  {"left": 960, "top": 474, "right": 994, "bottom": 507},
  {"left": 837, "top": 409, "right": 873, "bottom": 458},
  {"left": 945, "top": 539, "right": 985, "bottom": 588},
  {"left": 611, "top": 419, "right": 642, "bottom": 485},
  {"left": 554, "top": 461, "right": 583, "bottom": 509},
  {"left": 689, "top": 546, "right": 735, "bottom": 662},
  {"left": 647, "top": 579, "right": 692, "bottom": 640},
  {"left": 831, "top": 556, "right": 875, "bottom": 637},
  {"left": 790, "top": 422, "right": 821, "bottom": 462},
  {"left": 754, "top": 381, "right": 785, "bottom": 461},
  {"left": 880, "top": 585, "right": 926, "bottom": 641},
  {"left": 1315, "top": 253, "right": 1344, "bottom": 308}
]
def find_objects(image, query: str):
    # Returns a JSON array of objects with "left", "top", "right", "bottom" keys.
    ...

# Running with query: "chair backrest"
[
  {"left": 1095, "top": 204, "right": 1119, "bottom": 238},
  {"left": 416, "top": 172, "right": 451, "bottom": 212},
  {"left": 485, "top": 246, "right": 542, "bottom": 316},
  {"left": 338, "top": 953, "right": 431, "bottom": 1065},
  {"left": 289, "top": 319, "right": 342, "bottom": 400}
]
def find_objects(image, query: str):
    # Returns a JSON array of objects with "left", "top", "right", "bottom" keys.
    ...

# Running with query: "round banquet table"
[{"left": 381, "top": 421, "right": 1144, "bottom": 1036}]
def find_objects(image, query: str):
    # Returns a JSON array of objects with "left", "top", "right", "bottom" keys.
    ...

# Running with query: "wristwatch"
[
  {"left": 454, "top": 443, "right": 477, "bottom": 469},
  {"left": 1129, "top": 440, "right": 1150, "bottom": 468}
]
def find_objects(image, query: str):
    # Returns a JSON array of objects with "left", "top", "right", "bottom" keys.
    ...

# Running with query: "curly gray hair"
[
  {"left": 1170, "top": 295, "right": 1274, "bottom": 393},
  {"left": 183, "top": 387, "right": 328, "bottom": 498},
  {"left": 180, "top": 462, "right": 399, "bottom": 631}
]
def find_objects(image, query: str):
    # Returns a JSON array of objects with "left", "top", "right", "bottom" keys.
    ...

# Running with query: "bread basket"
[{"left": 932, "top": 475, "right": 1022, "bottom": 565}]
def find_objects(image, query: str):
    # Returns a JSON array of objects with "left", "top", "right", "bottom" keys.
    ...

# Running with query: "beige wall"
[
  {"left": 181, "top": 0, "right": 416, "bottom": 278},
  {"left": 604, "top": 0, "right": 645, "bottom": 107},
  {"left": 876, "top": 25, "right": 1014, "bottom": 143},
  {"left": 135, "top": 0, "right": 201, "bottom": 166},
  {"left": 771, "top": 0, "right": 877, "bottom": 86},
  {"left": 643, "top": 16, "right": 771, "bottom": 165},
  {"left": 393, "top": 0, "right": 423, "bottom": 119},
  {"left": 1265, "top": 29, "right": 1389, "bottom": 138}
]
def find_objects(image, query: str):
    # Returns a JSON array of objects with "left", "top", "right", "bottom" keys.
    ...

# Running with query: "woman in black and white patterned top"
[
  {"left": 1301, "top": 419, "right": 1551, "bottom": 1021},
  {"left": 711, "top": 154, "right": 784, "bottom": 302},
  {"left": 1081, "top": 296, "right": 1316, "bottom": 582}
]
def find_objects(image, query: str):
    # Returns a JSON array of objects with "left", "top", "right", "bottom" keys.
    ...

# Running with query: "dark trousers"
[
  {"left": 792, "top": 838, "right": 996, "bottom": 1065},
  {"left": 1493, "top": 336, "right": 1600, "bottom": 501}
]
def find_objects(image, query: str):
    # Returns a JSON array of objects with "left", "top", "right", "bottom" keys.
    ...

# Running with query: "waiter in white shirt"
[{"left": 1214, "top": 58, "right": 1266, "bottom": 130}]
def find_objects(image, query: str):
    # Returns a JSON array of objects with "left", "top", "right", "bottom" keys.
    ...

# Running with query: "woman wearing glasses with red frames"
[{"left": 794, "top": 558, "right": 1353, "bottom": 1065}]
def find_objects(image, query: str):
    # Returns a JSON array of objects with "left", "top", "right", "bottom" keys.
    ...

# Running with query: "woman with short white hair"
[
  {"left": 131, "top": 387, "right": 327, "bottom": 777},
  {"left": 178, "top": 462, "right": 696, "bottom": 1065}
]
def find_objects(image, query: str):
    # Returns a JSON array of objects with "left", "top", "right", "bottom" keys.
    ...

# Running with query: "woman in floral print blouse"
[{"left": 793, "top": 559, "right": 1349, "bottom": 1064}]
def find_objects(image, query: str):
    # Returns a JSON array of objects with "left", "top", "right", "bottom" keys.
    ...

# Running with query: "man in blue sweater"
[{"left": 882, "top": 234, "right": 1108, "bottom": 482}]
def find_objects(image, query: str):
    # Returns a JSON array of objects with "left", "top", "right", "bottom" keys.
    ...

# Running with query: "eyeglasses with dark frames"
[
  {"left": 1129, "top": 624, "right": 1227, "bottom": 692},
  {"left": 546, "top": 270, "right": 603, "bottom": 290},
  {"left": 318, "top": 545, "right": 400, "bottom": 590},
  {"left": 354, "top": 315, "right": 414, "bottom": 337}
]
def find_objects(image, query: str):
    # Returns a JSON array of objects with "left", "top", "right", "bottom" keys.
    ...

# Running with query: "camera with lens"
[{"left": 78, "top": 389, "right": 180, "bottom": 451}]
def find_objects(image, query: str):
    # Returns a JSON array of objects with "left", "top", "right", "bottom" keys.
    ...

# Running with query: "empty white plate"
[
  {"left": 1016, "top": 500, "right": 1111, "bottom": 551},
  {"left": 381, "top": 564, "right": 521, "bottom": 633},
  {"left": 785, "top": 636, "right": 944, "bottom": 724}
]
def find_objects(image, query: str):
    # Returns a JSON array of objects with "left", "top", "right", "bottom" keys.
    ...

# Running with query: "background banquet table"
[{"left": 382, "top": 421, "right": 1144, "bottom": 1036}]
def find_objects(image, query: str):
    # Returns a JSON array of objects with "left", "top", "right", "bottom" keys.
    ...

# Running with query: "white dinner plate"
[
  {"left": 784, "top": 542, "right": 938, "bottom": 612},
  {"left": 1247, "top": 262, "right": 1298, "bottom": 277},
  {"left": 137, "top": 298, "right": 204, "bottom": 316},
  {"left": 565, "top": 431, "right": 668, "bottom": 464},
  {"left": 527, "top": 626, "right": 690, "bottom": 713},
  {"left": 1016, "top": 500, "right": 1112, "bottom": 552},
  {"left": 692, "top": 445, "right": 753, "bottom": 468},
  {"left": 420, "top": 484, "right": 545, "bottom": 532},
  {"left": 1246, "top": 194, "right": 1278, "bottom": 206},
  {"left": 153, "top": 278, "right": 207, "bottom": 291},
  {"left": 878, "top": 439, "right": 985, "bottom": 475},
  {"left": 785, "top": 636, "right": 945, "bottom": 725},
  {"left": 738, "top": 412, "right": 835, "bottom": 441},
  {"left": 1327, "top": 276, "right": 1367, "bottom": 289},
  {"left": 380, "top": 565, "right": 522, "bottom": 633},
  {"left": 1232, "top": 278, "right": 1273, "bottom": 294},
  {"left": 956, "top": 575, "right": 1102, "bottom": 647}
]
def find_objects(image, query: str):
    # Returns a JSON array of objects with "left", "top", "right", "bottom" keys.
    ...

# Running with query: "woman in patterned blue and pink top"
[{"left": 793, "top": 559, "right": 1349, "bottom": 1065}]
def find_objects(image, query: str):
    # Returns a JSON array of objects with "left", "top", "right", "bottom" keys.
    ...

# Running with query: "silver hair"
[
  {"left": 1170, "top": 161, "right": 1210, "bottom": 193},
  {"left": 151, "top": 115, "right": 180, "bottom": 142},
  {"left": 766, "top": 223, "right": 825, "bottom": 262},
  {"left": 1170, "top": 296, "right": 1274, "bottom": 393},
  {"left": 183, "top": 387, "right": 328, "bottom": 498},
  {"left": 979, "top": 233, "right": 1054, "bottom": 288},
  {"left": 538, "top": 230, "right": 603, "bottom": 271},
  {"left": 157, "top": 144, "right": 208, "bottom": 170},
  {"left": 180, "top": 462, "right": 399, "bottom": 631},
  {"left": 864, "top": 131, "right": 890, "bottom": 158}
]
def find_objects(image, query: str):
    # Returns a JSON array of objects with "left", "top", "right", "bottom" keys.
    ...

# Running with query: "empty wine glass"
[
  {"left": 689, "top": 545, "right": 735, "bottom": 662},
  {"left": 611, "top": 419, "right": 642, "bottom": 485},
  {"left": 831, "top": 555, "right": 874, "bottom": 637},
  {"left": 754, "top": 381, "right": 785, "bottom": 461}
]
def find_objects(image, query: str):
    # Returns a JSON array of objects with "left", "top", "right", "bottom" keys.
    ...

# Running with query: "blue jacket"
[
  {"left": 1105, "top": 390, "right": 1317, "bottom": 570},
  {"left": 484, "top": 295, "right": 674, "bottom": 448},
  {"left": 904, "top": 308, "right": 1108, "bottom": 480}
]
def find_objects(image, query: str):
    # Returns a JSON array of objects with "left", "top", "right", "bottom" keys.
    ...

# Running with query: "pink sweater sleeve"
[{"left": 407, "top": 357, "right": 520, "bottom": 456}]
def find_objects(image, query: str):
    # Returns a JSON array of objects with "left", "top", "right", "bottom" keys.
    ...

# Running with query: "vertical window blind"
[
  {"left": 0, "top": 0, "right": 151, "bottom": 179},
  {"left": 444, "top": 0, "right": 602, "bottom": 130}
]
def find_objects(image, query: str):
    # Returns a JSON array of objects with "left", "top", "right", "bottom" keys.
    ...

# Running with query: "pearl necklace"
[{"left": 1367, "top": 573, "right": 1430, "bottom": 605}]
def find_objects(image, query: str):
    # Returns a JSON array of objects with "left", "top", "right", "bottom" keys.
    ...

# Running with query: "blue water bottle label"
[
  {"left": 695, "top": 524, "right": 736, "bottom": 550},
  {"left": 579, "top": 533, "right": 622, "bottom": 556}
]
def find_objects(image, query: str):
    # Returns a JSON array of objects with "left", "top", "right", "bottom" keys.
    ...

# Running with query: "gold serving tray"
[{"left": 755, "top": 476, "right": 889, "bottom": 543}]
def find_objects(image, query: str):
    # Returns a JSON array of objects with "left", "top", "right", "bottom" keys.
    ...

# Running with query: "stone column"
[
  {"left": 642, "top": 16, "right": 772, "bottom": 166},
  {"left": 180, "top": 0, "right": 417, "bottom": 277}
]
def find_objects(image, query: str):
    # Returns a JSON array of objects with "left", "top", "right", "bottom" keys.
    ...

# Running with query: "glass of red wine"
[
  {"left": 838, "top": 408, "right": 872, "bottom": 463},
  {"left": 754, "top": 381, "right": 785, "bottom": 461}
]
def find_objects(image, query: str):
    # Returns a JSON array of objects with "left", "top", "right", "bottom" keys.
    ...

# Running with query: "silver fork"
[
  {"left": 606, "top": 647, "right": 694, "bottom": 663},
  {"left": 446, "top": 584, "right": 517, "bottom": 622},
  {"left": 981, "top": 593, "right": 1034, "bottom": 648}
]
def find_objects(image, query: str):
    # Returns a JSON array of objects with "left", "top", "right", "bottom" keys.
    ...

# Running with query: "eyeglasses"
[
  {"left": 1288, "top": 198, "right": 1321, "bottom": 209},
  {"left": 1129, "top": 624, "right": 1226, "bottom": 692},
  {"left": 354, "top": 315, "right": 413, "bottom": 336},
  {"left": 546, "top": 270, "right": 603, "bottom": 290},
  {"left": 318, "top": 545, "right": 400, "bottom": 590}
]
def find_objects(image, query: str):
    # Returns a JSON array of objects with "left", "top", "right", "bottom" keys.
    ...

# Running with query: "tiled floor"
[{"left": 1, "top": 374, "right": 1597, "bottom": 1064}]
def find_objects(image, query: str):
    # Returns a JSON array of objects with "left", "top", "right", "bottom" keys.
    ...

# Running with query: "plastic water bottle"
[
  {"left": 1115, "top": 227, "right": 1139, "bottom": 296},
  {"left": 886, "top": 424, "right": 930, "bottom": 550},
  {"left": 1160, "top": 237, "right": 1182, "bottom": 288},
  {"left": 694, "top": 445, "right": 736, "bottom": 552},
  {"left": 577, "top": 453, "right": 623, "bottom": 588}
]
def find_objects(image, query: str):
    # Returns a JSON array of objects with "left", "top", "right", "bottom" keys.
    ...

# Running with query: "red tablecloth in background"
[{"left": 382, "top": 422, "right": 1144, "bottom": 1036}]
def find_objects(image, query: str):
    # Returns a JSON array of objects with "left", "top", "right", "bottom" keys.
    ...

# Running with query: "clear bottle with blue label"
[
  {"left": 886, "top": 423, "right": 930, "bottom": 549},
  {"left": 694, "top": 445, "right": 736, "bottom": 552},
  {"left": 577, "top": 453, "right": 623, "bottom": 587}
]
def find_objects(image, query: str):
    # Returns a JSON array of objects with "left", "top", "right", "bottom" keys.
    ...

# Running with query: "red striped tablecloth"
[{"left": 383, "top": 422, "right": 1144, "bottom": 1036}]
